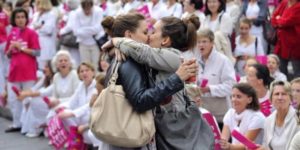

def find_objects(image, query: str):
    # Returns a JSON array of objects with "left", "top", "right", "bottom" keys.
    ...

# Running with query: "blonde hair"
[
  {"left": 291, "top": 77, "right": 300, "bottom": 85},
  {"left": 270, "top": 80, "right": 292, "bottom": 101},
  {"left": 268, "top": 54, "right": 280, "bottom": 65},
  {"left": 197, "top": 28, "right": 215, "bottom": 42},
  {"left": 36, "top": 0, "right": 52, "bottom": 12}
]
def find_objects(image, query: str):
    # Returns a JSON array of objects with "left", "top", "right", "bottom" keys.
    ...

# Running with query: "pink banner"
[
  {"left": 11, "top": 86, "right": 20, "bottom": 96},
  {"left": 67, "top": 126, "right": 86, "bottom": 150},
  {"left": 137, "top": 5, "right": 153, "bottom": 29},
  {"left": 202, "top": 113, "right": 222, "bottom": 150},
  {"left": 231, "top": 130, "right": 258, "bottom": 150},
  {"left": 200, "top": 79, "right": 208, "bottom": 88},
  {"left": 255, "top": 55, "right": 268, "bottom": 65},
  {"left": 47, "top": 116, "right": 68, "bottom": 150},
  {"left": 260, "top": 100, "right": 272, "bottom": 117}
]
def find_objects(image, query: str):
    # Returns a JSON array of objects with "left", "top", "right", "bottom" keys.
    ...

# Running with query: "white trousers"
[
  {"left": 7, "top": 81, "right": 35, "bottom": 127},
  {"left": 79, "top": 44, "right": 100, "bottom": 70}
]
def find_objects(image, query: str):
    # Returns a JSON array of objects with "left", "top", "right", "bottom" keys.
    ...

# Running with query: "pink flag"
[
  {"left": 256, "top": 55, "right": 268, "bottom": 65},
  {"left": 47, "top": 116, "right": 68, "bottom": 150},
  {"left": 137, "top": 5, "right": 153, "bottom": 29},
  {"left": 202, "top": 113, "right": 222, "bottom": 150},
  {"left": 231, "top": 129, "right": 258, "bottom": 150},
  {"left": 200, "top": 78, "right": 208, "bottom": 88},
  {"left": 260, "top": 100, "right": 272, "bottom": 117},
  {"left": 11, "top": 86, "right": 20, "bottom": 96},
  {"left": 67, "top": 126, "right": 86, "bottom": 150}
]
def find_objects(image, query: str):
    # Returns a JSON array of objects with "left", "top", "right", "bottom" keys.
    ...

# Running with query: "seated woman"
[
  {"left": 17, "top": 60, "right": 55, "bottom": 137},
  {"left": 220, "top": 83, "right": 265, "bottom": 149},
  {"left": 258, "top": 81, "right": 300, "bottom": 150},
  {"left": 58, "top": 73, "right": 105, "bottom": 148},
  {"left": 267, "top": 54, "right": 287, "bottom": 81}
]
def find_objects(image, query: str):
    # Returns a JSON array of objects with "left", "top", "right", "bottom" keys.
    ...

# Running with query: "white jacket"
[
  {"left": 72, "top": 6, "right": 104, "bottom": 45},
  {"left": 263, "top": 106, "right": 300, "bottom": 150}
]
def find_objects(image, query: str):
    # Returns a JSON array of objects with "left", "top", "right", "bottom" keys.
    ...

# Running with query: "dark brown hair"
[
  {"left": 233, "top": 83, "right": 260, "bottom": 111},
  {"left": 101, "top": 16, "right": 114, "bottom": 36},
  {"left": 111, "top": 13, "right": 145, "bottom": 37},
  {"left": 10, "top": 8, "right": 29, "bottom": 27},
  {"left": 43, "top": 60, "right": 54, "bottom": 87},
  {"left": 161, "top": 16, "right": 198, "bottom": 51}
]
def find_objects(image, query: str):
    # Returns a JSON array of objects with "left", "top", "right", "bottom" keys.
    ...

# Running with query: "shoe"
[
  {"left": 25, "top": 133, "right": 40, "bottom": 138},
  {"left": 5, "top": 127, "right": 21, "bottom": 133}
]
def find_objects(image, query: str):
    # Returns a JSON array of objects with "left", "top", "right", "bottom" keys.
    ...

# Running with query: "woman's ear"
[
  {"left": 161, "top": 36, "right": 171, "bottom": 47},
  {"left": 124, "top": 30, "right": 131, "bottom": 38}
]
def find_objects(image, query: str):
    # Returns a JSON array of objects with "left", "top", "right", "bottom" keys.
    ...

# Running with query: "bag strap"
[
  {"left": 255, "top": 37, "right": 258, "bottom": 56},
  {"left": 108, "top": 61, "right": 120, "bottom": 85}
]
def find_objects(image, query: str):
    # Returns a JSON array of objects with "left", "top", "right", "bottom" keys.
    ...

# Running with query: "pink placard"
[
  {"left": 202, "top": 113, "right": 222, "bottom": 150},
  {"left": 136, "top": 5, "right": 153, "bottom": 29},
  {"left": 256, "top": 55, "right": 268, "bottom": 65},
  {"left": 43, "top": 97, "right": 51, "bottom": 108},
  {"left": 231, "top": 130, "right": 258, "bottom": 150},
  {"left": 236, "top": 74, "right": 240, "bottom": 82},
  {"left": 200, "top": 79, "right": 208, "bottom": 88},
  {"left": 11, "top": 86, "right": 20, "bottom": 96},
  {"left": 47, "top": 116, "right": 68, "bottom": 149},
  {"left": 67, "top": 126, "right": 86, "bottom": 150},
  {"left": 260, "top": 100, "right": 272, "bottom": 117}
]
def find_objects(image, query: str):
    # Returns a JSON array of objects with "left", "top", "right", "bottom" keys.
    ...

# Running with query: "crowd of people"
[{"left": 0, "top": 0, "right": 300, "bottom": 149}]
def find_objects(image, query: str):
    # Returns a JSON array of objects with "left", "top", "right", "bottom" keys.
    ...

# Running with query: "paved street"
[{"left": 0, "top": 117, "right": 52, "bottom": 150}]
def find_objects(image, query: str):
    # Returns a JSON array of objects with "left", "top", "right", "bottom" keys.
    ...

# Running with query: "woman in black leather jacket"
[{"left": 102, "top": 13, "right": 198, "bottom": 150}]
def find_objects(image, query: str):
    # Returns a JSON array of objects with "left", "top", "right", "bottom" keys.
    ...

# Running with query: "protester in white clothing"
[
  {"left": 47, "top": 51, "right": 80, "bottom": 112},
  {"left": 165, "top": 0, "right": 183, "bottom": 18},
  {"left": 58, "top": 65, "right": 103, "bottom": 147},
  {"left": 246, "top": 64, "right": 274, "bottom": 117},
  {"left": 234, "top": 18, "right": 264, "bottom": 76},
  {"left": 17, "top": 61, "right": 55, "bottom": 137},
  {"left": 202, "top": 0, "right": 233, "bottom": 36},
  {"left": 238, "top": 57, "right": 258, "bottom": 83},
  {"left": 225, "top": 0, "right": 240, "bottom": 27},
  {"left": 147, "top": 0, "right": 168, "bottom": 24},
  {"left": 182, "top": 0, "right": 205, "bottom": 24},
  {"left": 196, "top": 28, "right": 236, "bottom": 124},
  {"left": 59, "top": 0, "right": 81, "bottom": 66},
  {"left": 289, "top": 131, "right": 300, "bottom": 150},
  {"left": 117, "top": 0, "right": 141, "bottom": 15},
  {"left": 257, "top": 81, "right": 300, "bottom": 150},
  {"left": 220, "top": 83, "right": 265, "bottom": 149},
  {"left": 72, "top": 0, "right": 104, "bottom": 71},
  {"left": 267, "top": 54, "right": 287, "bottom": 82},
  {"left": 31, "top": 0, "right": 58, "bottom": 70}
]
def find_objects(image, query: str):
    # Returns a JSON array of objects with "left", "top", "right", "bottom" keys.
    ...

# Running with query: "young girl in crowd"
[
  {"left": 267, "top": 54, "right": 287, "bottom": 81},
  {"left": 234, "top": 18, "right": 264, "bottom": 76},
  {"left": 220, "top": 83, "right": 265, "bottom": 149}
]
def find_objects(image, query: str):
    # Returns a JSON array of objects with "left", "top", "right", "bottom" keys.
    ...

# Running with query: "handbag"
[
  {"left": 155, "top": 94, "right": 215, "bottom": 150},
  {"left": 89, "top": 61, "right": 156, "bottom": 148},
  {"left": 60, "top": 31, "right": 79, "bottom": 48},
  {"left": 263, "top": 10, "right": 277, "bottom": 45}
]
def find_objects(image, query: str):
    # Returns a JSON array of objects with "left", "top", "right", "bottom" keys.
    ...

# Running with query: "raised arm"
[{"left": 113, "top": 38, "right": 181, "bottom": 72}]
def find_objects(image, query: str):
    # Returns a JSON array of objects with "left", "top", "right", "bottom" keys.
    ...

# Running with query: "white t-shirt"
[
  {"left": 259, "top": 91, "right": 270, "bottom": 104},
  {"left": 223, "top": 108, "right": 265, "bottom": 144},
  {"left": 165, "top": 3, "right": 183, "bottom": 18},
  {"left": 270, "top": 126, "right": 287, "bottom": 150},
  {"left": 246, "top": 2, "right": 263, "bottom": 36},
  {"left": 234, "top": 36, "right": 264, "bottom": 57}
]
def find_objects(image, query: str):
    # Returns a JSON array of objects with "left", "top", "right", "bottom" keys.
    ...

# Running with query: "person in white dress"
[
  {"left": 30, "top": 0, "right": 58, "bottom": 70},
  {"left": 234, "top": 18, "right": 264, "bottom": 76},
  {"left": 17, "top": 60, "right": 55, "bottom": 137},
  {"left": 257, "top": 81, "right": 300, "bottom": 150},
  {"left": 267, "top": 54, "right": 287, "bottom": 82},
  {"left": 46, "top": 50, "right": 80, "bottom": 118},
  {"left": 220, "top": 83, "right": 265, "bottom": 149},
  {"left": 182, "top": 0, "right": 205, "bottom": 24}
]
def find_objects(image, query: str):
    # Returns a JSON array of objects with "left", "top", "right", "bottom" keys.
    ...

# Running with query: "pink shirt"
[
  {"left": 0, "top": 11, "right": 9, "bottom": 43},
  {"left": 5, "top": 27, "right": 40, "bottom": 82}
]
